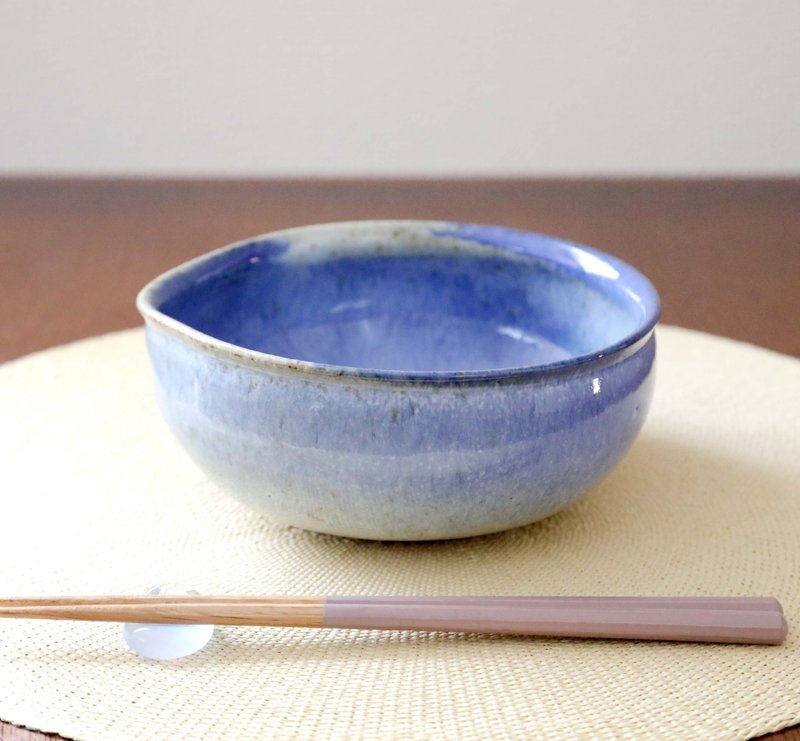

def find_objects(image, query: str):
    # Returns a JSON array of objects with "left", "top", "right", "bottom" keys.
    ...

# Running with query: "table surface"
[{"left": 1, "top": 177, "right": 798, "bottom": 741}]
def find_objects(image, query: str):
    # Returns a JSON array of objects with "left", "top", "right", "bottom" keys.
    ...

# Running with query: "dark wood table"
[{"left": 1, "top": 177, "right": 799, "bottom": 740}]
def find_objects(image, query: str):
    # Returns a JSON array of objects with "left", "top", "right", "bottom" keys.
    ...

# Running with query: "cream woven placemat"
[{"left": 1, "top": 326, "right": 799, "bottom": 741}]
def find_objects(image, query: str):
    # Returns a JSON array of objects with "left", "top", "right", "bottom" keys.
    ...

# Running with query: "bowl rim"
[{"left": 136, "top": 220, "right": 660, "bottom": 384}]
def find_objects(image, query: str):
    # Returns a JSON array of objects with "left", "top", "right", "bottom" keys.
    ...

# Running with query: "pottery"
[{"left": 136, "top": 221, "right": 659, "bottom": 540}]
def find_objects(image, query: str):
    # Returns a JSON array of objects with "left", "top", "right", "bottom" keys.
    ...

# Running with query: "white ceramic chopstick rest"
[{"left": 122, "top": 583, "right": 214, "bottom": 660}]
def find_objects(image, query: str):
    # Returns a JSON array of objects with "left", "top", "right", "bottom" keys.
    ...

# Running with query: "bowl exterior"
[{"left": 144, "top": 326, "right": 656, "bottom": 540}]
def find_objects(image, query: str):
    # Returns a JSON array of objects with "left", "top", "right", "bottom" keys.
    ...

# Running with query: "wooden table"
[{"left": 1, "top": 177, "right": 798, "bottom": 740}]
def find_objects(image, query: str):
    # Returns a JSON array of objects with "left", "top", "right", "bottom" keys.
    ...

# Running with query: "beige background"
[{"left": 1, "top": 1, "right": 799, "bottom": 176}]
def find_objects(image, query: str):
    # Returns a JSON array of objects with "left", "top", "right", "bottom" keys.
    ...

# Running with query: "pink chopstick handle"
[{"left": 323, "top": 596, "right": 788, "bottom": 645}]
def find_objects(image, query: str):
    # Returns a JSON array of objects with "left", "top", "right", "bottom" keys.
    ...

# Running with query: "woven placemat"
[{"left": 1, "top": 326, "right": 799, "bottom": 741}]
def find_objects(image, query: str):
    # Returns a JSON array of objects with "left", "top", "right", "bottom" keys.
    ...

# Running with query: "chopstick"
[{"left": 0, "top": 595, "right": 787, "bottom": 645}]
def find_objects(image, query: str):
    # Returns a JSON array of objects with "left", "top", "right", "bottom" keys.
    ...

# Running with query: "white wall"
[{"left": 1, "top": 1, "right": 798, "bottom": 176}]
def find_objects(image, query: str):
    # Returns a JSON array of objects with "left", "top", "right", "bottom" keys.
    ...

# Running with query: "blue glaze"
[{"left": 137, "top": 221, "right": 659, "bottom": 540}]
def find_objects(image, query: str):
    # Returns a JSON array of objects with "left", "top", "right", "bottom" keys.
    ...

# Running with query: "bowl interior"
[{"left": 151, "top": 226, "right": 655, "bottom": 373}]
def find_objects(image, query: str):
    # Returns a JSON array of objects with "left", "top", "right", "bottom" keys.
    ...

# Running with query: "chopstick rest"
[{"left": 121, "top": 583, "right": 214, "bottom": 660}]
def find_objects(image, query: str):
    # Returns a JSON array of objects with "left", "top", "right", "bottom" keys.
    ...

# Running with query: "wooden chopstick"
[{"left": 0, "top": 595, "right": 787, "bottom": 644}]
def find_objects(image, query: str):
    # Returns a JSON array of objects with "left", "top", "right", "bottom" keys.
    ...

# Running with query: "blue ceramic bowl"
[{"left": 137, "top": 221, "right": 659, "bottom": 540}]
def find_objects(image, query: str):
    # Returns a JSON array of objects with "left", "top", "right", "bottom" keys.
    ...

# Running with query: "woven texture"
[{"left": 1, "top": 326, "right": 799, "bottom": 741}]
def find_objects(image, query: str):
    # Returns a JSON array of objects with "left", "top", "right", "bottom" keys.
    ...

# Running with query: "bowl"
[{"left": 136, "top": 221, "right": 659, "bottom": 540}]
